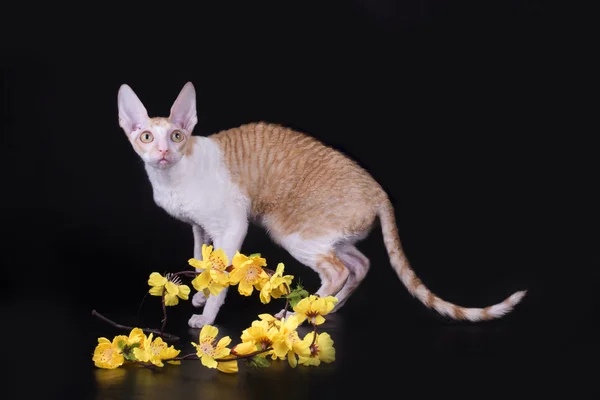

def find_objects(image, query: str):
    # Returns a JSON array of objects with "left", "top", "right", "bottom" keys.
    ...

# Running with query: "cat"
[{"left": 117, "top": 81, "right": 527, "bottom": 329}]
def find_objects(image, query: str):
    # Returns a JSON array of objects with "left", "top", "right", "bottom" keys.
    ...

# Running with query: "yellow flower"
[
  {"left": 271, "top": 314, "right": 311, "bottom": 367},
  {"left": 239, "top": 319, "right": 279, "bottom": 358},
  {"left": 148, "top": 272, "right": 168, "bottom": 296},
  {"left": 297, "top": 331, "right": 335, "bottom": 367},
  {"left": 112, "top": 327, "right": 146, "bottom": 351},
  {"left": 147, "top": 272, "right": 191, "bottom": 306},
  {"left": 257, "top": 313, "right": 282, "bottom": 330},
  {"left": 93, "top": 337, "right": 125, "bottom": 369},
  {"left": 133, "top": 333, "right": 181, "bottom": 367},
  {"left": 231, "top": 341, "right": 258, "bottom": 356},
  {"left": 190, "top": 245, "right": 230, "bottom": 296},
  {"left": 191, "top": 325, "right": 232, "bottom": 370},
  {"left": 293, "top": 295, "right": 338, "bottom": 325},
  {"left": 216, "top": 357, "right": 239, "bottom": 374},
  {"left": 259, "top": 263, "right": 294, "bottom": 304},
  {"left": 229, "top": 251, "right": 269, "bottom": 296}
]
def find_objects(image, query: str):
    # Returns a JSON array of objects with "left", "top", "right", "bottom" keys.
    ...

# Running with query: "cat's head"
[{"left": 117, "top": 82, "right": 198, "bottom": 169}]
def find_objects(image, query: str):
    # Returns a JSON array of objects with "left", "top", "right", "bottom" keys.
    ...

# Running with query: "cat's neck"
[{"left": 143, "top": 136, "right": 215, "bottom": 188}]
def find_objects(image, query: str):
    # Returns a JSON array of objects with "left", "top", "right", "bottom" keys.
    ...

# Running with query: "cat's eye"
[
  {"left": 170, "top": 130, "right": 184, "bottom": 143},
  {"left": 140, "top": 131, "right": 154, "bottom": 143}
]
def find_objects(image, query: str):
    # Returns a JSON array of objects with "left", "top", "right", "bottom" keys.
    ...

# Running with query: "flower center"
[
  {"left": 310, "top": 344, "right": 319, "bottom": 357},
  {"left": 210, "top": 255, "right": 226, "bottom": 270},
  {"left": 165, "top": 273, "right": 183, "bottom": 285},
  {"left": 245, "top": 266, "right": 260, "bottom": 282},
  {"left": 102, "top": 348, "right": 114, "bottom": 362},
  {"left": 200, "top": 343, "right": 214, "bottom": 356}
]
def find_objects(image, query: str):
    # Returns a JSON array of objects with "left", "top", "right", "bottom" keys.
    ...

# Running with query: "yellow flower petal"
[
  {"left": 148, "top": 272, "right": 167, "bottom": 287},
  {"left": 192, "top": 270, "right": 211, "bottom": 291},
  {"left": 272, "top": 339, "right": 290, "bottom": 359},
  {"left": 314, "top": 315, "right": 326, "bottom": 325},
  {"left": 217, "top": 360, "right": 238, "bottom": 373},
  {"left": 128, "top": 328, "right": 146, "bottom": 345},
  {"left": 216, "top": 336, "right": 232, "bottom": 349},
  {"left": 293, "top": 297, "right": 310, "bottom": 314},
  {"left": 164, "top": 293, "right": 179, "bottom": 306},
  {"left": 210, "top": 269, "right": 230, "bottom": 286},
  {"left": 177, "top": 285, "right": 191, "bottom": 300},
  {"left": 200, "top": 325, "right": 219, "bottom": 343},
  {"left": 97, "top": 337, "right": 111, "bottom": 345},
  {"left": 228, "top": 262, "right": 247, "bottom": 284},
  {"left": 201, "top": 354, "right": 218, "bottom": 369},
  {"left": 287, "top": 351, "right": 298, "bottom": 368},
  {"left": 202, "top": 244, "right": 214, "bottom": 261},
  {"left": 232, "top": 341, "right": 257, "bottom": 356},
  {"left": 160, "top": 345, "right": 181, "bottom": 360},
  {"left": 208, "top": 282, "right": 226, "bottom": 296},
  {"left": 148, "top": 285, "right": 164, "bottom": 296},
  {"left": 231, "top": 251, "right": 247, "bottom": 269},
  {"left": 188, "top": 258, "right": 205, "bottom": 270},
  {"left": 165, "top": 281, "right": 178, "bottom": 295},
  {"left": 237, "top": 279, "right": 254, "bottom": 296},
  {"left": 212, "top": 346, "right": 231, "bottom": 359}
]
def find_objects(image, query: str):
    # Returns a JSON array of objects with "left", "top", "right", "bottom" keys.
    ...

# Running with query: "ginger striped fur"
[{"left": 117, "top": 81, "right": 527, "bottom": 328}]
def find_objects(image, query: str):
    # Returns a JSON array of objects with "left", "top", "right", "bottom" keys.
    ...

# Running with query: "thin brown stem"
[
  {"left": 310, "top": 323, "right": 318, "bottom": 348},
  {"left": 91, "top": 310, "right": 180, "bottom": 342},
  {"left": 160, "top": 292, "right": 167, "bottom": 337},
  {"left": 134, "top": 360, "right": 159, "bottom": 370},
  {"left": 282, "top": 284, "right": 291, "bottom": 319}
]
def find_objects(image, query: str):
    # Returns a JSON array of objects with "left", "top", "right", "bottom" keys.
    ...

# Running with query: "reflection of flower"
[
  {"left": 258, "top": 263, "right": 294, "bottom": 304},
  {"left": 229, "top": 252, "right": 270, "bottom": 296},
  {"left": 189, "top": 244, "right": 230, "bottom": 296},
  {"left": 94, "top": 367, "right": 126, "bottom": 388},
  {"left": 191, "top": 325, "right": 234, "bottom": 373},
  {"left": 147, "top": 272, "right": 191, "bottom": 306},
  {"left": 293, "top": 295, "right": 338, "bottom": 325},
  {"left": 298, "top": 331, "right": 335, "bottom": 366}
]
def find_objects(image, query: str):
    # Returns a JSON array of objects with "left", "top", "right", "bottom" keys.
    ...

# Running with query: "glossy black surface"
[{"left": 2, "top": 1, "right": 595, "bottom": 399}]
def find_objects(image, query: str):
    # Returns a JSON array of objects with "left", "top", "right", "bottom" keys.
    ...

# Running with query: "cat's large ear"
[
  {"left": 169, "top": 82, "right": 197, "bottom": 133},
  {"left": 117, "top": 84, "right": 149, "bottom": 135}
]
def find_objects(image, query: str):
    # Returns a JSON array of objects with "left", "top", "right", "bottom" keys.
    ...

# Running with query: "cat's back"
[
  {"left": 209, "top": 122, "right": 386, "bottom": 229},
  {"left": 209, "top": 121, "right": 362, "bottom": 174}
]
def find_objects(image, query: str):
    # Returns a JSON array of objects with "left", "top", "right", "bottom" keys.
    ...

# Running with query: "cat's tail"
[{"left": 376, "top": 198, "right": 527, "bottom": 322}]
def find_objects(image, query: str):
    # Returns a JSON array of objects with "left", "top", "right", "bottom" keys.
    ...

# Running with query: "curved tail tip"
[{"left": 509, "top": 290, "right": 528, "bottom": 305}]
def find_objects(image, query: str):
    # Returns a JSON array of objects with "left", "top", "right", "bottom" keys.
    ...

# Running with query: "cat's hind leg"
[
  {"left": 274, "top": 235, "right": 350, "bottom": 318},
  {"left": 328, "top": 244, "right": 370, "bottom": 313}
]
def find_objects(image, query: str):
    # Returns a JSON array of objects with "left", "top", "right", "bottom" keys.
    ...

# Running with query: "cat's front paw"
[
  {"left": 188, "top": 314, "right": 215, "bottom": 329},
  {"left": 192, "top": 291, "right": 207, "bottom": 308}
]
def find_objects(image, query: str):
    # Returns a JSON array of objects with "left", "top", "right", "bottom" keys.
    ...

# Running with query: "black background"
[{"left": 1, "top": 1, "right": 596, "bottom": 399}]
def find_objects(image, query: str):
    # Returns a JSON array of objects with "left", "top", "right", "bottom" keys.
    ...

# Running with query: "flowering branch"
[
  {"left": 91, "top": 309, "right": 180, "bottom": 342},
  {"left": 92, "top": 245, "right": 337, "bottom": 373}
]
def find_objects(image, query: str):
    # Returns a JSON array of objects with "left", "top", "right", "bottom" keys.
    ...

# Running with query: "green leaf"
[
  {"left": 248, "top": 253, "right": 261, "bottom": 258},
  {"left": 116, "top": 339, "right": 126, "bottom": 350},
  {"left": 245, "top": 355, "right": 271, "bottom": 368}
]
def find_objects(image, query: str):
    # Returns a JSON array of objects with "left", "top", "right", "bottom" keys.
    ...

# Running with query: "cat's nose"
[{"left": 159, "top": 149, "right": 169, "bottom": 154}]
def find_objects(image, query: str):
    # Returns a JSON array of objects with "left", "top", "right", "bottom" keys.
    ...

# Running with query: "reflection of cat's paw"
[
  {"left": 188, "top": 314, "right": 215, "bottom": 329},
  {"left": 274, "top": 309, "right": 296, "bottom": 320},
  {"left": 192, "top": 291, "right": 207, "bottom": 307}
]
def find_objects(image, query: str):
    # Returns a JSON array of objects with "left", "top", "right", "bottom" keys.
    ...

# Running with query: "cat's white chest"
[{"left": 153, "top": 186, "right": 197, "bottom": 223}]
